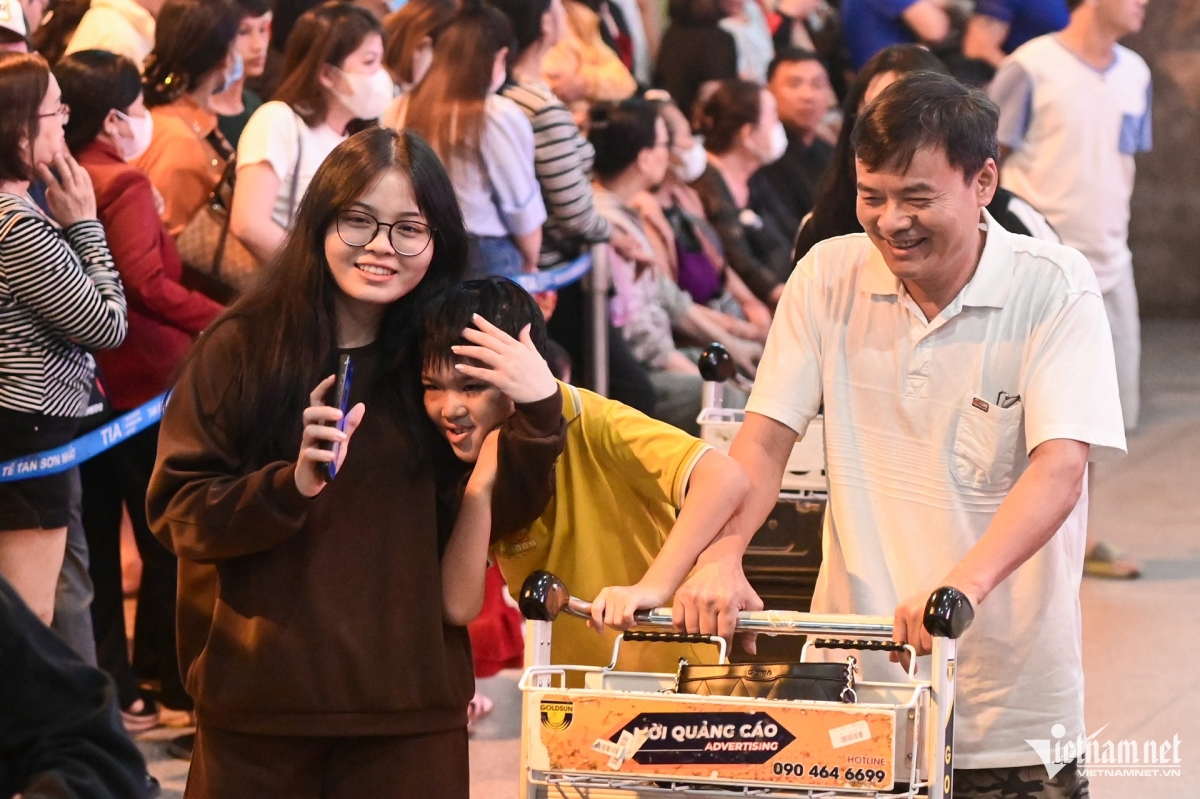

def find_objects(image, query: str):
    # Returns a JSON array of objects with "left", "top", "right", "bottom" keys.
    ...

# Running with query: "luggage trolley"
[{"left": 516, "top": 570, "right": 974, "bottom": 798}]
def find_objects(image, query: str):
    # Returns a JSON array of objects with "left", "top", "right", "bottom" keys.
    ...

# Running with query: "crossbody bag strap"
[{"left": 203, "top": 130, "right": 237, "bottom": 274}]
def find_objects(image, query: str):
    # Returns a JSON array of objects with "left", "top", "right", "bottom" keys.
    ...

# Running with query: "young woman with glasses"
[
  {"left": 0, "top": 51, "right": 127, "bottom": 624},
  {"left": 146, "top": 125, "right": 565, "bottom": 796}
]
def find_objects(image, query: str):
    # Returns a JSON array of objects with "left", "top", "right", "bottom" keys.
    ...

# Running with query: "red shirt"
[{"left": 78, "top": 140, "right": 224, "bottom": 409}]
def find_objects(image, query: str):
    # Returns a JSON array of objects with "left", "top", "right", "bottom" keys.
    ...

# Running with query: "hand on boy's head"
[{"left": 451, "top": 314, "right": 558, "bottom": 405}]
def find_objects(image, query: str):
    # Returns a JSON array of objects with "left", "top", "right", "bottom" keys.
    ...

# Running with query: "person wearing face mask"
[
  {"left": 750, "top": 48, "right": 835, "bottom": 237},
  {"left": 231, "top": 2, "right": 388, "bottom": 265},
  {"left": 590, "top": 99, "right": 758, "bottom": 434},
  {"left": 212, "top": 0, "right": 272, "bottom": 148},
  {"left": 638, "top": 95, "right": 772, "bottom": 342},
  {"left": 56, "top": 49, "right": 223, "bottom": 734},
  {"left": 134, "top": 0, "right": 240, "bottom": 234},
  {"left": 391, "top": 0, "right": 546, "bottom": 277},
  {"left": 381, "top": 0, "right": 453, "bottom": 94},
  {"left": 691, "top": 79, "right": 794, "bottom": 307}
]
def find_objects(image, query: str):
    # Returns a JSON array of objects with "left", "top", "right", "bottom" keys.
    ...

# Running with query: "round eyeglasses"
[
  {"left": 335, "top": 210, "right": 435, "bottom": 256},
  {"left": 38, "top": 104, "right": 70, "bottom": 122}
]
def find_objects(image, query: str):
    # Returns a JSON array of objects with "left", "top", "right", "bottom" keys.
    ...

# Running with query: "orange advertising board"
[{"left": 534, "top": 692, "right": 898, "bottom": 791}]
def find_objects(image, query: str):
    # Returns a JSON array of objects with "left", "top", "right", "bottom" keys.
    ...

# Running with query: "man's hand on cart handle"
[
  {"left": 891, "top": 584, "right": 981, "bottom": 671},
  {"left": 671, "top": 554, "right": 764, "bottom": 654}
]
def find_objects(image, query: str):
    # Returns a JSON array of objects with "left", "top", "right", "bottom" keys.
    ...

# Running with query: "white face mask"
[
  {"left": 113, "top": 109, "right": 153, "bottom": 162},
  {"left": 334, "top": 67, "right": 395, "bottom": 120},
  {"left": 751, "top": 121, "right": 788, "bottom": 165},
  {"left": 672, "top": 138, "right": 708, "bottom": 183}
]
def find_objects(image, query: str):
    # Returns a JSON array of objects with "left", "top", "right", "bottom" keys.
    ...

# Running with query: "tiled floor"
[{"left": 138, "top": 320, "right": 1200, "bottom": 799}]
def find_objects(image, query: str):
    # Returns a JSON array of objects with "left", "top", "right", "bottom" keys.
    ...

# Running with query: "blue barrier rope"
[
  {"left": 510, "top": 252, "right": 592, "bottom": 294},
  {"left": 0, "top": 393, "right": 168, "bottom": 483}
]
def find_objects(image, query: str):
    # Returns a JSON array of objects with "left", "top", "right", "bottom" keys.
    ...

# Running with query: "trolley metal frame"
[{"left": 516, "top": 572, "right": 973, "bottom": 799}]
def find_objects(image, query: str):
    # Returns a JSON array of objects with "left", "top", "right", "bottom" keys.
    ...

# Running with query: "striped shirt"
[
  {"left": 501, "top": 80, "right": 612, "bottom": 269},
  {"left": 0, "top": 193, "right": 128, "bottom": 417}
]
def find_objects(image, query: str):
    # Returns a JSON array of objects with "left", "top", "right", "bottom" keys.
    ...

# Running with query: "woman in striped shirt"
[{"left": 0, "top": 52, "right": 127, "bottom": 624}]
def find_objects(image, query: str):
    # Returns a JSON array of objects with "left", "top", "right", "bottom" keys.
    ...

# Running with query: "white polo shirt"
[
  {"left": 990, "top": 35, "right": 1152, "bottom": 293},
  {"left": 747, "top": 212, "right": 1126, "bottom": 769}
]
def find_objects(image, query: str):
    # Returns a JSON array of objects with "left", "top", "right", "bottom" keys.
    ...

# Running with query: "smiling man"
[{"left": 673, "top": 71, "right": 1126, "bottom": 797}]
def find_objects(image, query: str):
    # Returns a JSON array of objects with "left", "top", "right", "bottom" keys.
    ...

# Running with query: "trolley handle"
[{"left": 518, "top": 570, "right": 975, "bottom": 640}]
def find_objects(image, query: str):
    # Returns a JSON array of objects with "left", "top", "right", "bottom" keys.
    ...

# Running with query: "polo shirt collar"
[
  {"left": 857, "top": 209, "right": 1013, "bottom": 309},
  {"left": 960, "top": 209, "right": 1013, "bottom": 309}
]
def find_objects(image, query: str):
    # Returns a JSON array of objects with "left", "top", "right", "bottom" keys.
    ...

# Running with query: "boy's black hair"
[{"left": 421, "top": 277, "right": 549, "bottom": 371}]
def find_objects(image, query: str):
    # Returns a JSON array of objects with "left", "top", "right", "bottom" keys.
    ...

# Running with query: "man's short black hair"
[
  {"left": 421, "top": 277, "right": 549, "bottom": 371},
  {"left": 766, "top": 47, "right": 823, "bottom": 83},
  {"left": 1066, "top": 0, "right": 1084, "bottom": 11},
  {"left": 852, "top": 71, "right": 999, "bottom": 182}
]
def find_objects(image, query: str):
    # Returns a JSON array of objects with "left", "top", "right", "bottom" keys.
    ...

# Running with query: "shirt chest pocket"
[
  {"left": 1118, "top": 108, "right": 1151, "bottom": 155},
  {"left": 950, "top": 397, "right": 1024, "bottom": 491}
]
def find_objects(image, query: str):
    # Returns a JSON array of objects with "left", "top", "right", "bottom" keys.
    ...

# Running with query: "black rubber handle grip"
[
  {"left": 622, "top": 631, "right": 718, "bottom": 646},
  {"left": 923, "top": 586, "right": 975, "bottom": 639},
  {"left": 812, "top": 638, "right": 907, "bottom": 652}
]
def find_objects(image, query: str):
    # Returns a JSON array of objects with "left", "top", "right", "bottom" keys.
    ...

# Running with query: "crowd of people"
[{"left": 0, "top": 0, "right": 1152, "bottom": 795}]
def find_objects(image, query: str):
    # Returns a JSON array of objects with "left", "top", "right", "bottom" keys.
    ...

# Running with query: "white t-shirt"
[
  {"left": 236, "top": 101, "right": 347, "bottom": 229},
  {"left": 746, "top": 212, "right": 1126, "bottom": 769},
  {"left": 64, "top": 0, "right": 155, "bottom": 67},
  {"left": 384, "top": 93, "right": 545, "bottom": 238},
  {"left": 990, "top": 36, "right": 1152, "bottom": 293}
]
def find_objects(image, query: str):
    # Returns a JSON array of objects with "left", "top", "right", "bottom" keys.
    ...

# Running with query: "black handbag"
[{"left": 675, "top": 657, "right": 857, "bottom": 703}]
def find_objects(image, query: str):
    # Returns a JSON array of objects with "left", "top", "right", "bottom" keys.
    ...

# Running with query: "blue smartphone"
[{"left": 321, "top": 354, "right": 354, "bottom": 481}]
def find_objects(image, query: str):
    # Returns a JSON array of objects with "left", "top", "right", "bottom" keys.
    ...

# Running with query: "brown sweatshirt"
[{"left": 147, "top": 324, "right": 565, "bottom": 736}]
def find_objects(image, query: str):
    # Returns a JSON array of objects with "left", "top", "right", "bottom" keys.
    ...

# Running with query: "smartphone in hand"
[{"left": 321, "top": 354, "right": 354, "bottom": 481}]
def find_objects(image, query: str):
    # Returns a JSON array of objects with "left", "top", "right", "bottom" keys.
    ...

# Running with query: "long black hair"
[
  {"left": 190, "top": 126, "right": 468, "bottom": 469},
  {"left": 793, "top": 45, "right": 948, "bottom": 261}
]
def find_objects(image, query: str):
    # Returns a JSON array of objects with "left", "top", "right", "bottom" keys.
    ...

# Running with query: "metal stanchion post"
[{"left": 584, "top": 244, "right": 609, "bottom": 397}]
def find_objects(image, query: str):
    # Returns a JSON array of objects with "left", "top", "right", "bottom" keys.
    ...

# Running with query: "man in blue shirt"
[
  {"left": 964, "top": 0, "right": 1070, "bottom": 68},
  {"left": 841, "top": 0, "right": 950, "bottom": 69}
]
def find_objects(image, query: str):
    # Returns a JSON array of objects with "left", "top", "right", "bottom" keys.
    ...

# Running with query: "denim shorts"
[{"left": 468, "top": 235, "right": 524, "bottom": 279}]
